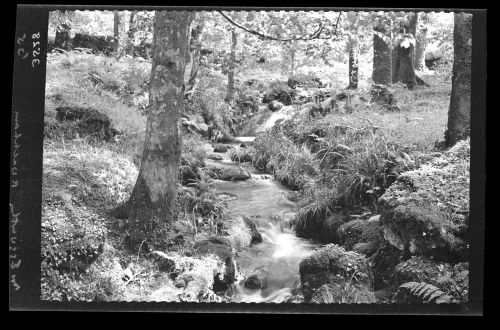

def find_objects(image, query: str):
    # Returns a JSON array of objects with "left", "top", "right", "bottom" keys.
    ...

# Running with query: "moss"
[{"left": 299, "top": 244, "right": 373, "bottom": 301}]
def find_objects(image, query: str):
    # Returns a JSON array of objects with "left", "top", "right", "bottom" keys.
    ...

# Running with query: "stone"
[
  {"left": 207, "top": 154, "right": 223, "bottom": 161},
  {"left": 244, "top": 267, "right": 268, "bottom": 290},
  {"left": 378, "top": 139, "right": 470, "bottom": 260},
  {"left": 295, "top": 213, "right": 346, "bottom": 243},
  {"left": 55, "top": 106, "right": 119, "bottom": 141},
  {"left": 193, "top": 237, "right": 236, "bottom": 292},
  {"left": 213, "top": 144, "right": 230, "bottom": 153},
  {"left": 370, "top": 84, "right": 400, "bottom": 111},
  {"left": 268, "top": 100, "right": 283, "bottom": 111},
  {"left": 299, "top": 244, "right": 373, "bottom": 301},
  {"left": 205, "top": 164, "right": 251, "bottom": 181}
]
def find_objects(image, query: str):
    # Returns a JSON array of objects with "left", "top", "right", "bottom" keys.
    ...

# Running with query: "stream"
[{"left": 208, "top": 137, "right": 321, "bottom": 303}]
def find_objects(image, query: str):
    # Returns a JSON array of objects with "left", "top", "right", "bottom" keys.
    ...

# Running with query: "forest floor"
[{"left": 41, "top": 50, "right": 467, "bottom": 303}]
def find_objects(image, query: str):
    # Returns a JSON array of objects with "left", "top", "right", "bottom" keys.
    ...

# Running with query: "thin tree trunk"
[
  {"left": 127, "top": 11, "right": 194, "bottom": 247},
  {"left": 445, "top": 13, "right": 472, "bottom": 147},
  {"left": 373, "top": 19, "right": 392, "bottom": 85},
  {"left": 225, "top": 29, "right": 238, "bottom": 104},
  {"left": 415, "top": 28, "right": 428, "bottom": 71},
  {"left": 187, "top": 17, "right": 205, "bottom": 92},
  {"left": 348, "top": 35, "right": 359, "bottom": 89},
  {"left": 113, "top": 11, "right": 120, "bottom": 56},
  {"left": 126, "top": 11, "right": 136, "bottom": 56}
]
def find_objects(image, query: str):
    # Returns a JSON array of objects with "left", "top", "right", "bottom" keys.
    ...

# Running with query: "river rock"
[
  {"left": 295, "top": 213, "right": 346, "bottom": 243},
  {"left": 224, "top": 215, "right": 262, "bottom": 251},
  {"left": 213, "top": 144, "right": 230, "bottom": 153},
  {"left": 299, "top": 244, "right": 373, "bottom": 301},
  {"left": 378, "top": 139, "right": 470, "bottom": 260},
  {"left": 193, "top": 237, "right": 236, "bottom": 292},
  {"left": 205, "top": 164, "right": 251, "bottom": 181},
  {"left": 337, "top": 216, "right": 382, "bottom": 251},
  {"left": 268, "top": 100, "right": 283, "bottom": 111},
  {"left": 244, "top": 267, "right": 268, "bottom": 290},
  {"left": 207, "top": 154, "right": 223, "bottom": 161}
]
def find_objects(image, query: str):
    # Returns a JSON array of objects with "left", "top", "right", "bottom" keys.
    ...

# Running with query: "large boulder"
[
  {"left": 295, "top": 213, "right": 346, "bottom": 243},
  {"left": 223, "top": 215, "right": 263, "bottom": 250},
  {"left": 193, "top": 237, "right": 236, "bottom": 292},
  {"left": 54, "top": 106, "right": 120, "bottom": 141},
  {"left": 299, "top": 244, "right": 373, "bottom": 301},
  {"left": 213, "top": 144, "right": 230, "bottom": 153},
  {"left": 243, "top": 267, "right": 268, "bottom": 290},
  {"left": 378, "top": 139, "right": 470, "bottom": 261},
  {"left": 205, "top": 164, "right": 251, "bottom": 181},
  {"left": 338, "top": 215, "right": 382, "bottom": 252},
  {"left": 262, "top": 81, "right": 294, "bottom": 105}
]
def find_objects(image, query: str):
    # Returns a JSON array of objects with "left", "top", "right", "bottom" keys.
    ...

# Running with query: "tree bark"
[
  {"left": 113, "top": 11, "right": 120, "bottom": 55},
  {"left": 54, "top": 23, "right": 71, "bottom": 50},
  {"left": 348, "top": 34, "right": 359, "bottom": 89},
  {"left": 186, "top": 17, "right": 205, "bottom": 92},
  {"left": 445, "top": 13, "right": 472, "bottom": 147},
  {"left": 393, "top": 39, "right": 417, "bottom": 88},
  {"left": 127, "top": 11, "right": 194, "bottom": 246},
  {"left": 415, "top": 27, "right": 428, "bottom": 71},
  {"left": 373, "top": 20, "right": 393, "bottom": 85},
  {"left": 225, "top": 29, "right": 238, "bottom": 104},
  {"left": 126, "top": 11, "right": 137, "bottom": 56}
]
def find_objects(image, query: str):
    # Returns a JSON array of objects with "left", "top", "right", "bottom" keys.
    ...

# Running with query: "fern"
[{"left": 394, "top": 282, "right": 456, "bottom": 304}]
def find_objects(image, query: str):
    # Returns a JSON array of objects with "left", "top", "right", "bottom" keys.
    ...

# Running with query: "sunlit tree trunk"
[
  {"left": 445, "top": 13, "right": 472, "bottom": 147},
  {"left": 225, "top": 29, "right": 238, "bottom": 104},
  {"left": 415, "top": 13, "right": 429, "bottom": 71},
  {"left": 126, "top": 11, "right": 137, "bottom": 56},
  {"left": 348, "top": 34, "right": 359, "bottom": 89},
  {"left": 373, "top": 19, "right": 393, "bottom": 85},
  {"left": 127, "top": 11, "right": 194, "bottom": 246},
  {"left": 187, "top": 16, "right": 205, "bottom": 92},
  {"left": 113, "top": 11, "right": 120, "bottom": 55}
]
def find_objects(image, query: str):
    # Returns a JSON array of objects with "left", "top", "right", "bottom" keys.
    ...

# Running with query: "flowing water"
[{"left": 210, "top": 138, "right": 320, "bottom": 303}]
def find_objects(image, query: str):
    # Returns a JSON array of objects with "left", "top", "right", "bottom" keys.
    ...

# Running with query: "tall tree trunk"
[
  {"left": 415, "top": 27, "right": 428, "bottom": 71},
  {"left": 126, "top": 11, "right": 194, "bottom": 247},
  {"left": 126, "top": 11, "right": 136, "bottom": 56},
  {"left": 187, "top": 17, "right": 205, "bottom": 92},
  {"left": 54, "top": 23, "right": 71, "bottom": 50},
  {"left": 225, "top": 29, "right": 238, "bottom": 104},
  {"left": 113, "top": 11, "right": 120, "bottom": 56},
  {"left": 348, "top": 35, "right": 359, "bottom": 89},
  {"left": 415, "top": 13, "right": 429, "bottom": 71},
  {"left": 373, "top": 19, "right": 392, "bottom": 85},
  {"left": 392, "top": 13, "right": 419, "bottom": 88},
  {"left": 445, "top": 13, "right": 472, "bottom": 147}
]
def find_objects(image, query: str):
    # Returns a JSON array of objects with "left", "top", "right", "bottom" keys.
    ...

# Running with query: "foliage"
[{"left": 393, "top": 282, "right": 456, "bottom": 303}]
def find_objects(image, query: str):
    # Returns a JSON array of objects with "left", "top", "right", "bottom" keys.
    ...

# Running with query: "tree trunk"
[
  {"left": 415, "top": 27, "right": 428, "bottom": 71},
  {"left": 126, "top": 11, "right": 194, "bottom": 247},
  {"left": 186, "top": 17, "right": 205, "bottom": 92},
  {"left": 393, "top": 40, "right": 417, "bottom": 88},
  {"left": 445, "top": 13, "right": 472, "bottom": 147},
  {"left": 373, "top": 20, "right": 392, "bottom": 85},
  {"left": 225, "top": 29, "right": 238, "bottom": 104},
  {"left": 113, "top": 11, "right": 120, "bottom": 55},
  {"left": 348, "top": 35, "right": 359, "bottom": 89},
  {"left": 54, "top": 23, "right": 71, "bottom": 50},
  {"left": 126, "top": 11, "right": 136, "bottom": 56}
]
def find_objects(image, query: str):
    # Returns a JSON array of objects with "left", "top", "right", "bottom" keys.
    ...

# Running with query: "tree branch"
[{"left": 217, "top": 11, "right": 341, "bottom": 42}]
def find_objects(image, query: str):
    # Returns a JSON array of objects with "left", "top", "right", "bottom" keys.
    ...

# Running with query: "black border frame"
[{"left": 10, "top": 5, "right": 486, "bottom": 314}]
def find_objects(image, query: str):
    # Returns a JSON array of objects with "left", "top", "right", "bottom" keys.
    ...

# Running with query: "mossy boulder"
[
  {"left": 299, "top": 244, "right": 373, "bottom": 301},
  {"left": 244, "top": 267, "right": 268, "bottom": 290},
  {"left": 295, "top": 213, "right": 346, "bottom": 243},
  {"left": 54, "top": 106, "right": 120, "bottom": 141},
  {"left": 378, "top": 139, "right": 470, "bottom": 260},
  {"left": 193, "top": 237, "right": 236, "bottom": 292},
  {"left": 213, "top": 144, "right": 230, "bottom": 153},
  {"left": 339, "top": 215, "right": 382, "bottom": 253},
  {"left": 205, "top": 164, "right": 251, "bottom": 181},
  {"left": 223, "top": 215, "right": 262, "bottom": 251}
]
